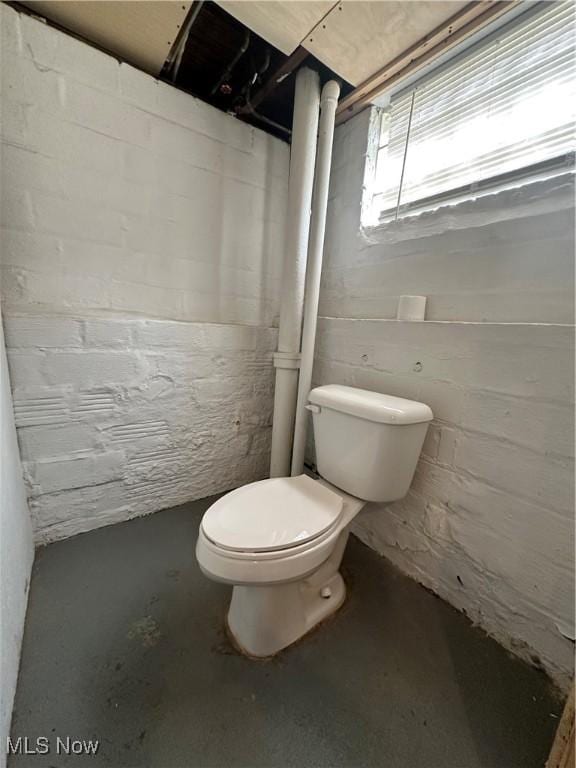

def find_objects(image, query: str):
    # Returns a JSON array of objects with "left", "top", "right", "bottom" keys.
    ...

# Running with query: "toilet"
[{"left": 196, "top": 384, "right": 433, "bottom": 657}]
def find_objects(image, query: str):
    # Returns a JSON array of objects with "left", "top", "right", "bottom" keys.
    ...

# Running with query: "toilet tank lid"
[{"left": 308, "top": 385, "right": 433, "bottom": 425}]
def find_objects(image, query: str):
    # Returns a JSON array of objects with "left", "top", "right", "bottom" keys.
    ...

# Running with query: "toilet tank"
[{"left": 308, "top": 385, "right": 433, "bottom": 503}]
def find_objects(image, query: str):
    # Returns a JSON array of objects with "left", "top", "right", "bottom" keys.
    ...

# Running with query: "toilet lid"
[{"left": 201, "top": 475, "right": 343, "bottom": 552}]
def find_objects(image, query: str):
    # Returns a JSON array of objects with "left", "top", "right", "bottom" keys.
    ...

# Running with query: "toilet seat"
[
  {"left": 201, "top": 474, "right": 343, "bottom": 553},
  {"left": 196, "top": 475, "right": 358, "bottom": 586},
  {"left": 196, "top": 521, "right": 344, "bottom": 585}
]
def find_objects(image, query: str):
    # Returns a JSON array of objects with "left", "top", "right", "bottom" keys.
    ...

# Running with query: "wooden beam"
[
  {"left": 336, "top": 0, "right": 519, "bottom": 125},
  {"left": 547, "top": 683, "right": 575, "bottom": 768},
  {"left": 236, "top": 46, "right": 309, "bottom": 115}
]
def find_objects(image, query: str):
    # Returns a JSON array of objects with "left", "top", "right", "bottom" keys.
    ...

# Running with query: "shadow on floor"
[{"left": 9, "top": 497, "right": 562, "bottom": 768}]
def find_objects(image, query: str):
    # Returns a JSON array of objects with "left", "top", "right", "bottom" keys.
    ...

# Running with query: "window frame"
[{"left": 366, "top": 2, "right": 576, "bottom": 226}]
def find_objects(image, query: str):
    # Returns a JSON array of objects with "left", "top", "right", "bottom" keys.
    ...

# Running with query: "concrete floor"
[{"left": 10, "top": 497, "right": 562, "bottom": 768}]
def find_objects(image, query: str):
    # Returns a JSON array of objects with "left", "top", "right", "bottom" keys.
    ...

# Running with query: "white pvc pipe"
[
  {"left": 291, "top": 80, "right": 340, "bottom": 477},
  {"left": 269, "top": 68, "right": 321, "bottom": 478}
]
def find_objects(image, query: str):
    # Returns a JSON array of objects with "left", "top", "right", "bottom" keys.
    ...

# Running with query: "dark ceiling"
[{"left": 165, "top": 2, "right": 353, "bottom": 141}]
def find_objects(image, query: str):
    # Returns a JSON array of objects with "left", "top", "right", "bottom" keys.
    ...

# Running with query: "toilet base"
[{"left": 227, "top": 532, "right": 349, "bottom": 658}]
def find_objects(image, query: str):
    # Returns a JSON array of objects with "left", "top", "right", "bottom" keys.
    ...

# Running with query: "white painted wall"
[
  {"left": 0, "top": 314, "right": 34, "bottom": 768},
  {"left": 0, "top": 5, "right": 289, "bottom": 543},
  {"left": 314, "top": 109, "right": 575, "bottom": 689},
  {"left": 0, "top": 5, "right": 288, "bottom": 326}
]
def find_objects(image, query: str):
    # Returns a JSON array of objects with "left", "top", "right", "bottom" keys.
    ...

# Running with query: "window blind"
[{"left": 374, "top": 1, "right": 576, "bottom": 219}]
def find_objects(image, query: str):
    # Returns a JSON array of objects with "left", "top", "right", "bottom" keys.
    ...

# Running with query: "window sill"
[{"left": 360, "top": 172, "right": 575, "bottom": 247}]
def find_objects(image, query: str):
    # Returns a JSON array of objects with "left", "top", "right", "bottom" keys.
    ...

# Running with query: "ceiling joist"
[{"left": 236, "top": 46, "right": 309, "bottom": 115}]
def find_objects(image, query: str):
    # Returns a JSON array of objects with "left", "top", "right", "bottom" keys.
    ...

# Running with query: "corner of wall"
[{"left": 0, "top": 315, "right": 34, "bottom": 768}]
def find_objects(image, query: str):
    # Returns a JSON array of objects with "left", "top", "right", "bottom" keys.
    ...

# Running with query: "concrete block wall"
[
  {"left": 0, "top": 5, "right": 288, "bottom": 326},
  {"left": 314, "top": 109, "right": 575, "bottom": 689},
  {"left": 4, "top": 313, "right": 277, "bottom": 544},
  {"left": 0, "top": 6, "right": 288, "bottom": 543}
]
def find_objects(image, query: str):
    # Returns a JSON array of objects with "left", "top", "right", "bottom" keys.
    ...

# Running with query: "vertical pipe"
[
  {"left": 269, "top": 68, "right": 320, "bottom": 478},
  {"left": 291, "top": 80, "right": 340, "bottom": 477}
]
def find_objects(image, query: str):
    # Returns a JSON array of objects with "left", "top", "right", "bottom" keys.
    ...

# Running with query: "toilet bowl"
[
  {"left": 196, "top": 385, "right": 433, "bottom": 657},
  {"left": 196, "top": 474, "right": 365, "bottom": 657}
]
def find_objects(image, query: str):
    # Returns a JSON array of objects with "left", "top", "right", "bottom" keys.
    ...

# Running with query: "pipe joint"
[
  {"left": 273, "top": 351, "right": 301, "bottom": 370},
  {"left": 321, "top": 80, "right": 341, "bottom": 105}
]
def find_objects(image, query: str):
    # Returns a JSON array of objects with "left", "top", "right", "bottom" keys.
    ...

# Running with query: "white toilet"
[{"left": 196, "top": 384, "right": 433, "bottom": 657}]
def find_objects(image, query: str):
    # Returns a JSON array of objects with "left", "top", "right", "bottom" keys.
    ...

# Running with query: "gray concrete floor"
[{"left": 10, "top": 497, "right": 562, "bottom": 768}]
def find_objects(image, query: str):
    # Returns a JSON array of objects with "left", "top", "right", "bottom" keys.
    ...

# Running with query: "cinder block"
[
  {"left": 18, "top": 422, "right": 99, "bottom": 460},
  {"left": 7, "top": 350, "right": 46, "bottom": 387},
  {"left": 123, "top": 144, "right": 157, "bottom": 185},
  {"left": 1, "top": 189, "right": 34, "bottom": 230},
  {"left": 122, "top": 213, "right": 179, "bottom": 256},
  {"left": 0, "top": 266, "right": 27, "bottom": 308},
  {"left": 0, "top": 99, "right": 28, "bottom": 145},
  {"left": 31, "top": 450, "right": 124, "bottom": 493},
  {"left": 32, "top": 190, "right": 123, "bottom": 245},
  {"left": 11, "top": 386, "right": 69, "bottom": 427},
  {"left": 437, "top": 427, "right": 457, "bottom": 466},
  {"left": 248, "top": 428, "right": 272, "bottom": 456},
  {"left": 4, "top": 316, "right": 82, "bottom": 348},
  {"left": 2, "top": 54, "right": 63, "bottom": 112},
  {"left": 44, "top": 351, "right": 142, "bottom": 387},
  {"left": 448, "top": 478, "right": 574, "bottom": 618},
  {"left": 143, "top": 351, "right": 219, "bottom": 384},
  {"left": 108, "top": 280, "right": 183, "bottom": 319},
  {"left": 70, "top": 388, "right": 118, "bottom": 419},
  {"left": 26, "top": 116, "right": 124, "bottom": 176},
  {"left": 22, "top": 272, "right": 111, "bottom": 312},
  {"left": 119, "top": 63, "right": 159, "bottom": 112},
  {"left": 133, "top": 319, "right": 204, "bottom": 350},
  {"left": 156, "top": 83, "right": 253, "bottom": 153},
  {"left": 422, "top": 423, "right": 441, "bottom": 460},
  {"left": 223, "top": 146, "right": 267, "bottom": 189},
  {"left": 255, "top": 328, "right": 278, "bottom": 352},
  {"left": 454, "top": 433, "right": 574, "bottom": 515},
  {"left": 31, "top": 480, "right": 131, "bottom": 530},
  {"left": 63, "top": 79, "right": 150, "bottom": 146},
  {"left": 0, "top": 228, "right": 61, "bottom": 275},
  {"left": 83, "top": 318, "right": 133, "bottom": 348},
  {"left": 1, "top": 5, "right": 23, "bottom": 56},
  {"left": 252, "top": 130, "right": 290, "bottom": 180},
  {"left": 461, "top": 391, "right": 574, "bottom": 459},
  {"left": 55, "top": 164, "right": 152, "bottom": 218},
  {"left": 179, "top": 292, "right": 224, "bottom": 324},
  {"left": 169, "top": 165, "right": 223, "bottom": 212},
  {"left": 115, "top": 252, "right": 218, "bottom": 293},
  {"left": 156, "top": 161, "right": 220, "bottom": 213},
  {"left": 2, "top": 144, "right": 60, "bottom": 196},
  {"left": 52, "top": 33, "right": 119, "bottom": 93},
  {"left": 150, "top": 118, "right": 223, "bottom": 174},
  {"left": 203, "top": 324, "right": 260, "bottom": 351},
  {"left": 18, "top": 12, "right": 59, "bottom": 68},
  {"left": 59, "top": 240, "right": 123, "bottom": 281},
  {"left": 193, "top": 376, "right": 254, "bottom": 404}
]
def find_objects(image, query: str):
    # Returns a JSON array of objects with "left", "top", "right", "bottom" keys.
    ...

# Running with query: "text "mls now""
[{"left": 7, "top": 736, "right": 100, "bottom": 756}]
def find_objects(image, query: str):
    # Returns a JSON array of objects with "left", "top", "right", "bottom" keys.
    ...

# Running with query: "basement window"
[{"left": 365, "top": 1, "right": 575, "bottom": 225}]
